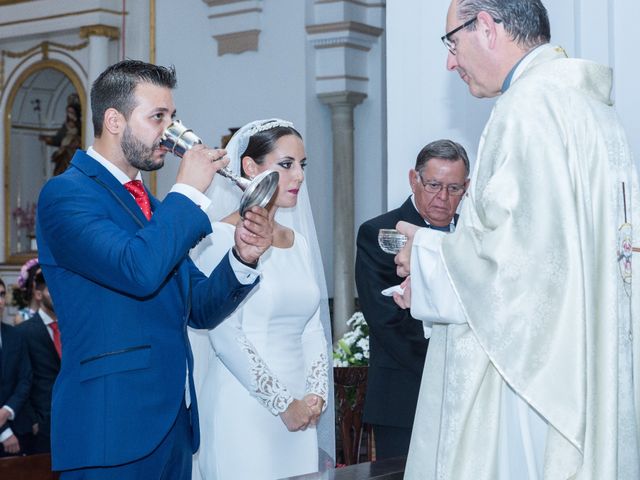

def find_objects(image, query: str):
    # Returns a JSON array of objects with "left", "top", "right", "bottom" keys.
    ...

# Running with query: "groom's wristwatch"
[{"left": 232, "top": 247, "right": 259, "bottom": 269}]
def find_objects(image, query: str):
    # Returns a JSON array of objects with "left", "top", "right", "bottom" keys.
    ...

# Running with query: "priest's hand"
[
  {"left": 394, "top": 221, "right": 419, "bottom": 277},
  {"left": 393, "top": 276, "right": 412, "bottom": 309},
  {"left": 279, "top": 398, "right": 315, "bottom": 432},
  {"left": 233, "top": 206, "right": 274, "bottom": 265}
]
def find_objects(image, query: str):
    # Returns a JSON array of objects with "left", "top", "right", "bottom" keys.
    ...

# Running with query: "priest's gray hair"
[{"left": 456, "top": 0, "right": 551, "bottom": 49}]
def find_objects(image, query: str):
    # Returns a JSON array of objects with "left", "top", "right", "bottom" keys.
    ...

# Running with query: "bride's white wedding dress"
[{"left": 189, "top": 222, "right": 329, "bottom": 480}]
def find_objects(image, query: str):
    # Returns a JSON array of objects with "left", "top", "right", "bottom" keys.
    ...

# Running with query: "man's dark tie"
[
  {"left": 124, "top": 180, "right": 152, "bottom": 220},
  {"left": 427, "top": 223, "right": 450, "bottom": 232},
  {"left": 50, "top": 321, "right": 62, "bottom": 358}
]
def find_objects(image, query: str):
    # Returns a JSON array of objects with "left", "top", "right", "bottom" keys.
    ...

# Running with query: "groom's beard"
[{"left": 121, "top": 125, "right": 164, "bottom": 172}]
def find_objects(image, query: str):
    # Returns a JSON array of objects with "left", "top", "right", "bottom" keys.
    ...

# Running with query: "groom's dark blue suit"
[{"left": 36, "top": 150, "right": 256, "bottom": 472}]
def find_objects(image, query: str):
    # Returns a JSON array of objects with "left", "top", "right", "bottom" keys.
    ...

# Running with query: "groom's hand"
[
  {"left": 176, "top": 144, "right": 228, "bottom": 193},
  {"left": 233, "top": 206, "right": 273, "bottom": 265}
]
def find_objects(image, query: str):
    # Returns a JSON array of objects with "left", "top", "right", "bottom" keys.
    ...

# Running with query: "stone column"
[
  {"left": 201, "top": 0, "right": 264, "bottom": 56},
  {"left": 307, "top": 0, "right": 384, "bottom": 340},
  {"left": 79, "top": 25, "right": 120, "bottom": 139},
  {"left": 319, "top": 91, "right": 366, "bottom": 341}
]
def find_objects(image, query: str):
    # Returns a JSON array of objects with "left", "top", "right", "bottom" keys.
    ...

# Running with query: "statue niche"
[{"left": 5, "top": 62, "right": 85, "bottom": 263}]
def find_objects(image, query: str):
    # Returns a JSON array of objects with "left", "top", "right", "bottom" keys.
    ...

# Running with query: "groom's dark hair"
[{"left": 91, "top": 59, "right": 177, "bottom": 137}]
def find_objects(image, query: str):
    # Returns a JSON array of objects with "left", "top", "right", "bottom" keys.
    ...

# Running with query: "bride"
[{"left": 188, "top": 119, "right": 334, "bottom": 479}]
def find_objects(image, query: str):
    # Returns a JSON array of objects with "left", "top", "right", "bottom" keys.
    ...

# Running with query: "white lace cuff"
[
  {"left": 237, "top": 336, "right": 294, "bottom": 415},
  {"left": 305, "top": 353, "right": 329, "bottom": 411}
]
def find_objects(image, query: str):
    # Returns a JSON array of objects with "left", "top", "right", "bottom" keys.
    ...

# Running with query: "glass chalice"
[{"left": 377, "top": 229, "right": 408, "bottom": 254}]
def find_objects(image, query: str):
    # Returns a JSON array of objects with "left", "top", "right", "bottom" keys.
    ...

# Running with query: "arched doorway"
[{"left": 4, "top": 60, "right": 86, "bottom": 263}]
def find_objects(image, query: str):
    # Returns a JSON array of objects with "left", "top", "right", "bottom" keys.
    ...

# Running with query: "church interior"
[{"left": 0, "top": 1, "right": 637, "bottom": 479}]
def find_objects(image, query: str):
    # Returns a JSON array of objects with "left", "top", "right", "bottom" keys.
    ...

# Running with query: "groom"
[{"left": 36, "top": 60, "right": 273, "bottom": 479}]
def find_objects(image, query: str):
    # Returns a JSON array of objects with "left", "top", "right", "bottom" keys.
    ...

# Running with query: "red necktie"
[
  {"left": 124, "top": 180, "right": 152, "bottom": 220},
  {"left": 50, "top": 321, "right": 62, "bottom": 358}
]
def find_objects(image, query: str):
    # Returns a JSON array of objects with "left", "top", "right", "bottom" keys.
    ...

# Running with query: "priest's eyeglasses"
[
  {"left": 441, "top": 16, "right": 501, "bottom": 55},
  {"left": 441, "top": 17, "right": 477, "bottom": 55},
  {"left": 417, "top": 173, "right": 466, "bottom": 196}
]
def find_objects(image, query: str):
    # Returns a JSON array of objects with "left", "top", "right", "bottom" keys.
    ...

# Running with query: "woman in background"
[
  {"left": 12, "top": 258, "right": 41, "bottom": 325},
  {"left": 189, "top": 119, "right": 334, "bottom": 480}
]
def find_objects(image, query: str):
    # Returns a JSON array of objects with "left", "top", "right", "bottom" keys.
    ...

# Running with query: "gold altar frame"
[
  {"left": 3, "top": 60, "right": 86, "bottom": 264},
  {"left": 0, "top": 0, "right": 156, "bottom": 263}
]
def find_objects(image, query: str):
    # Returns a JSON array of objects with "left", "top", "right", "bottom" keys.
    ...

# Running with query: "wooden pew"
[{"left": 0, "top": 453, "right": 59, "bottom": 480}]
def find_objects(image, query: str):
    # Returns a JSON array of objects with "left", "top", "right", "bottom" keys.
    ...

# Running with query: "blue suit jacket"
[{"left": 36, "top": 150, "right": 256, "bottom": 470}]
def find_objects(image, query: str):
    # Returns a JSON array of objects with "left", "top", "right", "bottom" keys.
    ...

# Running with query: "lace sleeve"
[
  {"left": 236, "top": 336, "right": 294, "bottom": 415},
  {"left": 302, "top": 305, "right": 330, "bottom": 409},
  {"left": 191, "top": 222, "right": 294, "bottom": 416},
  {"left": 305, "top": 352, "right": 329, "bottom": 407}
]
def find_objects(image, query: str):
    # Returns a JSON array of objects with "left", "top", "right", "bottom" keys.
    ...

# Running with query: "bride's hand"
[
  {"left": 303, "top": 394, "right": 324, "bottom": 426},
  {"left": 279, "top": 398, "right": 313, "bottom": 432}
]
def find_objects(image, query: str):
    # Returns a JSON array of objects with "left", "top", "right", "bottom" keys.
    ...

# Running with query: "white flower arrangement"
[{"left": 333, "top": 311, "right": 369, "bottom": 367}]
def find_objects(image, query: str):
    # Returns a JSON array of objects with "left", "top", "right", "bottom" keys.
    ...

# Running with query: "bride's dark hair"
[{"left": 240, "top": 124, "right": 302, "bottom": 177}]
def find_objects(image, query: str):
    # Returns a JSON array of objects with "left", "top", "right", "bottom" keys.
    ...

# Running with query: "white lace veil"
[{"left": 201, "top": 119, "right": 336, "bottom": 469}]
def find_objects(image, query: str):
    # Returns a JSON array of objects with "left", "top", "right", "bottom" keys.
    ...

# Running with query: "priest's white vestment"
[{"left": 404, "top": 45, "right": 640, "bottom": 480}]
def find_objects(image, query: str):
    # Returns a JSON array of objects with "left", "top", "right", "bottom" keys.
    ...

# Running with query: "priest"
[{"left": 394, "top": 1, "right": 640, "bottom": 479}]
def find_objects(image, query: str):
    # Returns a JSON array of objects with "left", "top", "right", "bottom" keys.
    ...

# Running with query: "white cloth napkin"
[{"left": 381, "top": 284, "right": 405, "bottom": 297}]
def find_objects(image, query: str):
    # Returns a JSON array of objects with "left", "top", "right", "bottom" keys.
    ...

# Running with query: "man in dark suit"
[
  {"left": 0, "top": 279, "right": 33, "bottom": 457},
  {"left": 355, "top": 139, "right": 469, "bottom": 459},
  {"left": 17, "top": 270, "right": 60, "bottom": 454},
  {"left": 36, "top": 60, "right": 273, "bottom": 479}
]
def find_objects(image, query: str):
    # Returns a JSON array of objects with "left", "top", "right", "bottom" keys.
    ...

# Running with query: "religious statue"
[{"left": 39, "top": 93, "right": 82, "bottom": 176}]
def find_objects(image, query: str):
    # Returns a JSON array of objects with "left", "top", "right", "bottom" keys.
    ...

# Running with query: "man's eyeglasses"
[
  {"left": 441, "top": 16, "right": 501, "bottom": 55},
  {"left": 417, "top": 172, "right": 466, "bottom": 196}
]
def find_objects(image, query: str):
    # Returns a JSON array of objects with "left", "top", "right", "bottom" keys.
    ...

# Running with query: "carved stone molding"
[
  {"left": 0, "top": 40, "right": 88, "bottom": 93},
  {"left": 0, "top": 0, "right": 35, "bottom": 5},
  {"left": 202, "top": 0, "right": 263, "bottom": 56},
  {"left": 306, "top": 21, "right": 383, "bottom": 37},
  {"left": 317, "top": 91, "right": 367, "bottom": 113},
  {"left": 202, "top": 0, "right": 246, "bottom": 6},
  {"left": 307, "top": 0, "right": 384, "bottom": 96},
  {"left": 315, "top": 0, "right": 385, "bottom": 6},
  {"left": 79, "top": 24, "right": 120, "bottom": 40},
  {"left": 0, "top": 7, "right": 123, "bottom": 39},
  {"left": 213, "top": 30, "right": 259, "bottom": 55}
]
